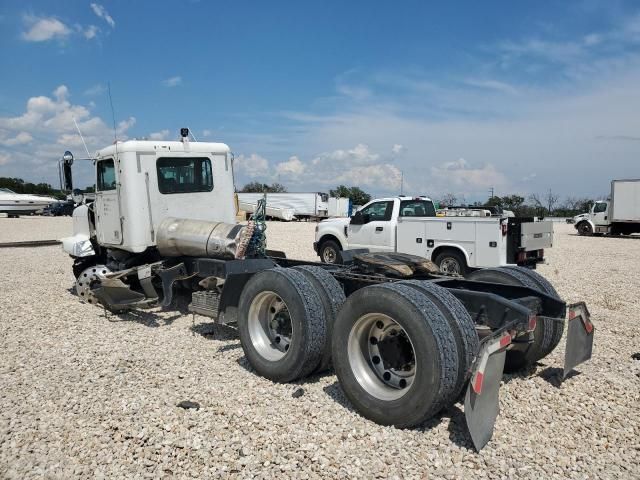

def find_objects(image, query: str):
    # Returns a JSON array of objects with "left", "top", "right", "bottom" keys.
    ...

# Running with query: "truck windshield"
[{"left": 399, "top": 200, "right": 436, "bottom": 217}]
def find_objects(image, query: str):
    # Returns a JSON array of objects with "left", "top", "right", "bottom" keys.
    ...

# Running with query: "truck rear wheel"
[
  {"left": 238, "top": 268, "right": 326, "bottom": 382},
  {"left": 466, "top": 267, "right": 562, "bottom": 372},
  {"left": 292, "top": 265, "right": 346, "bottom": 372},
  {"left": 319, "top": 240, "right": 342, "bottom": 264},
  {"left": 332, "top": 283, "right": 458, "bottom": 427},
  {"left": 400, "top": 280, "right": 479, "bottom": 402},
  {"left": 434, "top": 250, "right": 466, "bottom": 275}
]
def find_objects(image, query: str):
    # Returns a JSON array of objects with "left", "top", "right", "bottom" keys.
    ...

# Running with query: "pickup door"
[{"left": 347, "top": 200, "right": 395, "bottom": 251}]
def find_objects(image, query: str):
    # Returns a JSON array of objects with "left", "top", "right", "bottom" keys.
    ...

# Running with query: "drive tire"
[
  {"left": 400, "top": 280, "right": 479, "bottom": 402},
  {"left": 576, "top": 221, "right": 593, "bottom": 236},
  {"left": 466, "top": 267, "right": 560, "bottom": 372},
  {"left": 319, "top": 239, "right": 343, "bottom": 264},
  {"left": 238, "top": 268, "right": 326, "bottom": 382},
  {"left": 434, "top": 250, "right": 467, "bottom": 275},
  {"left": 500, "top": 266, "right": 564, "bottom": 356},
  {"left": 332, "top": 283, "right": 458, "bottom": 427},
  {"left": 293, "top": 265, "right": 346, "bottom": 372}
]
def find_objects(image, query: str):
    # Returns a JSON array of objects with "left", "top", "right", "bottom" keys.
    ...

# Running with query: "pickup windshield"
[{"left": 399, "top": 200, "right": 436, "bottom": 217}]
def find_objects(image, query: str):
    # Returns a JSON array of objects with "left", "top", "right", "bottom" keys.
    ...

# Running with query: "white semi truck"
[
  {"left": 574, "top": 179, "right": 640, "bottom": 236},
  {"left": 314, "top": 196, "right": 553, "bottom": 275},
  {"left": 58, "top": 129, "right": 594, "bottom": 451}
]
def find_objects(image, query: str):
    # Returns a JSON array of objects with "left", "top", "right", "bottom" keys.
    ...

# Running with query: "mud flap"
[
  {"left": 464, "top": 332, "right": 510, "bottom": 451},
  {"left": 563, "top": 302, "right": 594, "bottom": 379}
]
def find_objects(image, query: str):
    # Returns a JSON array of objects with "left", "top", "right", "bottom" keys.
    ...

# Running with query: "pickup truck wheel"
[
  {"left": 293, "top": 265, "right": 346, "bottom": 372},
  {"left": 319, "top": 240, "right": 342, "bottom": 264},
  {"left": 576, "top": 221, "right": 593, "bottom": 236},
  {"left": 434, "top": 250, "right": 466, "bottom": 275},
  {"left": 400, "top": 280, "right": 479, "bottom": 403},
  {"left": 332, "top": 283, "right": 458, "bottom": 427},
  {"left": 466, "top": 267, "right": 558, "bottom": 372},
  {"left": 238, "top": 268, "right": 326, "bottom": 382}
]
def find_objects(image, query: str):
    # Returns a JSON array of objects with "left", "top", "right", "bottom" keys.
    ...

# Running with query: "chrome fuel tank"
[{"left": 156, "top": 217, "right": 246, "bottom": 259}]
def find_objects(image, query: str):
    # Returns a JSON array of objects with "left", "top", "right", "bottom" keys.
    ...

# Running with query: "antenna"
[
  {"left": 187, "top": 127, "right": 198, "bottom": 142},
  {"left": 108, "top": 82, "right": 117, "bottom": 142},
  {"left": 72, "top": 116, "right": 92, "bottom": 159}
]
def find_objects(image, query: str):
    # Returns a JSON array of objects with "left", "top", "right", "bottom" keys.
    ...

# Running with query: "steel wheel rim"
[
  {"left": 440, "top": 257, "right": 461, "bottom": 274},
  {"left": 347, "top": 313, "right": 416, "bottom": 401},
  {"left": 580, "top": 224, "right": 591, "bottom": 235},
  {"left": 323, "top": 246, "right": 337, "bottom": 263},
  {"left": 76, "top": 265, "right": 110, "bottom": 304},
  {"left": 247, "top": 291, "right": 293, "bottom": 361}
]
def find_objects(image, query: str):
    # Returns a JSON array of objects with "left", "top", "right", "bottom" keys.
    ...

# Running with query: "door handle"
[{"left": 376, "top": 227, "right": 383, "bottom": 232}]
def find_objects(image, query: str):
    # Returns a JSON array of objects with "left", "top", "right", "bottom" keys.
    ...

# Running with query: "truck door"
[
  {"left": 94, "top": 158, "right": 123, "bottom": 245},
  {"left": 592, "top": 201, "right": 609, "bottom": 226},
  {"left": 348, "top": 200, "right": 395, "bottom": 251}
]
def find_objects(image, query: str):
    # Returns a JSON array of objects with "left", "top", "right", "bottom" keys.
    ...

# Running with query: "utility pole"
[
  {"left": 488, "top": 187, "right": 494, "bottom": 199},
  {"left": 400, "top": 171, "right": 404, "bottom": 195}
]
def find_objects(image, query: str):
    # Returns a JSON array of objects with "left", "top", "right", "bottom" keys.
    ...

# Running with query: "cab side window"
[
  {"left": 360, "top": 201, "right": 393, "bottom": 221},
  {"left": 594, "top": 202, "right": 607, "bottom": 213},
  {"left": 97, "top": 159, "right": 116, "bottom": 191}
]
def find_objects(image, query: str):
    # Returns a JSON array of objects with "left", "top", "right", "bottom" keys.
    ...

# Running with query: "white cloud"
[
  {"left": 162, "top": 76, "right": 182, "bottom": 87},
  {"left": 430, "top": 158, "right": 508, "bottom": 192},
  {"left": 235, "top": 153, "right": 270, "bottom": 175},
  {"left": 149, "top": 129, "right": 170, "bottom": 140},
  {"left": 1, "top": 132, "right": 33, "bottom": 146},
  {"left": 463, "top": 79, "right": 519, "bottom": 95},
  {"left": 276, "top": 156, "right": 305, "bottom": 176},
  {"left": 90, "top": 3, "right": 115, "bottom": 28},
  {"left": 0, "top": 152, "right": 10, "bottom": 166},
  {"left": 22, "top": 15, "right": 71, "bottom": 42},
  {"left": 84, "top": 84, "right": 106, "bottom": 96},
  {"left": 311, "top": 143, "right": 379, "bottom": 166},
  {"left": 83, "top": 25, "right": 99, "bottom": 39},
  {"left": 391, "top": 144, "right": 406, "bottom": 155},
  {"left": 0, "top": 85, "right": 137, "bottom": 186},
  {"left": 202, "top": 129, "right": 212, "bottom": 137}
]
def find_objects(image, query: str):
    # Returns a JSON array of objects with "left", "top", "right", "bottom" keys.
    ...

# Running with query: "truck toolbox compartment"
[{"left": 519, "top": 221, "right": 553, "bottom": 251}]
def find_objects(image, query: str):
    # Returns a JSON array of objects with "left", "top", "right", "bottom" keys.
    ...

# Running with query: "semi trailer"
[
  {"left": 574, "top": 179, "right": 640, "bottom": 236},
  {"left": 59, "top": 130, "right": 594, "bottom": 451}
]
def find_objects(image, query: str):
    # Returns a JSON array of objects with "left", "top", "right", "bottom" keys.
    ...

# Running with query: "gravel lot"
[{"left": 1, "top": 218, "right": 638, "bottom": 479}]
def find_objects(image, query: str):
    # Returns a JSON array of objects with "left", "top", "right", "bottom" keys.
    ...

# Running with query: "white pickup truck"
[{"left": 314, "top": 196, "right": 553, "bottom": 274}]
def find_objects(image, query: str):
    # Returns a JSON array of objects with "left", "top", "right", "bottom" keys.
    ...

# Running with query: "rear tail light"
[
  {"left": 501, "top": 223, "right": 508, "bottom": 236},
  {"left": 517, "top": 251, "right": 526, "bottom": 262}
]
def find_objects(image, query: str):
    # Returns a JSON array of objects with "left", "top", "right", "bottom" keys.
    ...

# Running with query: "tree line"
[
  {"left": 0, "top": 177, "right": 96, "bottom": 200},
  {"left": 439, "top": 191, "right": 596, "bottom": 217}
]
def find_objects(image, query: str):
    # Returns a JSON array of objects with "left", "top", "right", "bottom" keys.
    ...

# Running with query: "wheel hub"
[
  {"left": 75, "top": 265, "right": 111, "bottom": 305},
  {"left": 248, "top": 291, "right": 293, "bottom": 360},
  {"left": 348, "top": 313, "right": 416, "bottom": 401}
]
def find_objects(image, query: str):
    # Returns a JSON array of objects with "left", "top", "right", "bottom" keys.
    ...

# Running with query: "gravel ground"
[{"left": 0, "top": 219, "right": 638, "bottom": 479}]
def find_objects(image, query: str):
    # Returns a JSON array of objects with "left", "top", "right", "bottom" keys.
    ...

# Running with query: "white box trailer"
[
  {"left": 611, "top": 179, "right": 640, "bottom": 222},
  {"left": 328, "top": 197, "right": 351, "bottom": 217},
  {"left": 237, "top": 192, "right": 328, "bottom": 220}
]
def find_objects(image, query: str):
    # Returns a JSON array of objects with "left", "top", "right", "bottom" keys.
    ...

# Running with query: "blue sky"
[{"left": 0, "top": 1, "right": 639, "bottom": 201}]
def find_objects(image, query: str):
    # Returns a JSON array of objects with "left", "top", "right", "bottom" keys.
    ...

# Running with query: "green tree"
[
  {"left": 330, "top": 185, "right": 371, "bottom": 205},
  {"left": 240, "top": 182, "right": 288, "bottom": 193}
]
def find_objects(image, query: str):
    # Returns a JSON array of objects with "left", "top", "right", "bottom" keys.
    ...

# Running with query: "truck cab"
[{"left": 62, "top": 132, "right": 237, "bottom": 263}]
